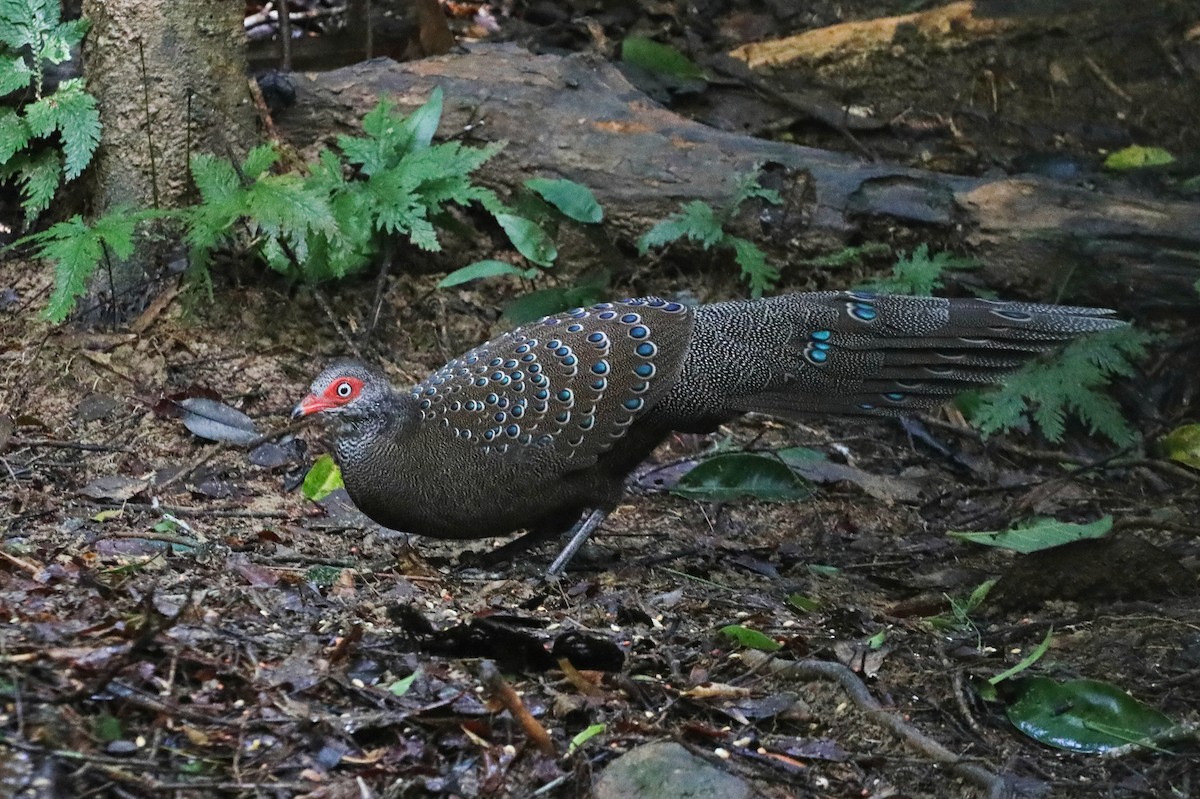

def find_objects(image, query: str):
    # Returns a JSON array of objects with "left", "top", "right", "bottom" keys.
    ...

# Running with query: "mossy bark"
[{"left": 80, "top": 0, "right": 254, "bottom": 324}]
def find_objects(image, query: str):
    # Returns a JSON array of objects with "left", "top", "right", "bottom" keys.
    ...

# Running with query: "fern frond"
[
  {"left": 862, "top": 244, "right": 979, "bottom": 296},
  {"left": 638, "top": 200, "right": 722, "bottom": 253},
  {"left": 13, "top": 147, "right": 59, "bottom": 220},
  {"left": 970, "top": 328, "right": 1148, "bottom": 446},
  {"left": 729, "top": 235, "right": 779, "bottom": 298},
  {"left": 726, "top": 171, "right": 781, "bottom": 218},
  {"left": 0, "top": 106, "right": 31, "bottom": 163},
  {"left": 0, "top": 54, "right": 31, "bottom": 94},
  {"left": 36, "top": 208, "right": 139, "bottom": 322},
  {"left": 241, "top": 143, "right": 280, "bottom": 180},
  {"left": 48, "top": 79, "right": 99, "bottom": 179}
]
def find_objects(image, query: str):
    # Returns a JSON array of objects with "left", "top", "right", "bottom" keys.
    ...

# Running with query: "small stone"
[{"left": 594, "top": 741, "right": 763, "bottom": 799}]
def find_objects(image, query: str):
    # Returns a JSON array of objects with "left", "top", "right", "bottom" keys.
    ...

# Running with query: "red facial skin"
[{"left": 294, "top": 376, "right": 363, "bottom": 417}]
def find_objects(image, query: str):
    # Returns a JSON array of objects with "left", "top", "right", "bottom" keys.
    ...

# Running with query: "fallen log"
[
  {"left": 728, "top": 1, "right": 1028, "bottom": 69},
  {"left": 276, "top": 43, "right": 1200, "bottom": 314}
]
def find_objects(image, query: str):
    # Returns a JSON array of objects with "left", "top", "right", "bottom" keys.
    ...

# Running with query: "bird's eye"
[{"left": 336, "top": 381, "right": 353, "bottom": 398}]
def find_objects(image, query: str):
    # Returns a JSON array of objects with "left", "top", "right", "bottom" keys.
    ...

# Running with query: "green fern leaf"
[
  {"left": 638, "top": 200, "right": 722, "bottom": 253},
  {"left": 241, "top": 143, "right": 280, "bottom": 180},
  {"left": 0, "top": 0, "right": 57, "bottom": 52},
  {"left": 20, "top": 93, "right": 56, "bottom": 138},
  {"left": 0, "top": 54, "right": 31, "bottom": 94},
  {"left": 49, "top": 79, "right": 99, "bottom": 179},
  {"left": 0, "top": 106, "right": 31, "bottom": 163},
  {"left": 863, "top": 244, "right": 979, "bottom": 296},
  {"left": 32, "top": 206, "right": 156, "bottom": 321},
  {"left": 37, "top": 215, "right": 98, "bottom": 323},
  {"left": 15, "top": 147, "right": 59, "bottom": 220},
  {"left": 463, "top": 184, "right": 507, "bottom": 217},
  {"left": 970, "top": 328, "right": 1147, "bottom": 446},
  {"left": 189, "top": 152, "right": 241, "bottom": 204},
  {"left": 729, "top": 235, "right": 779, "bottom": 298},
  {"left": 57, "top": 17, "right": 87, "bottom": 50},
  {"left": 406, "top": 214, "right": 440, "bottom": 252},
  {"left": 727, "top": 171, "right": 781, "bottom": 216},
  {"left": 340, "top": 90, "right": 445, "bottom": 175}
]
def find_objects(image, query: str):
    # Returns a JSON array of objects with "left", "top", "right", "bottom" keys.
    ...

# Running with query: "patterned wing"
[{"left": 411, "top": 298, "right": 695, "bottom": 468}]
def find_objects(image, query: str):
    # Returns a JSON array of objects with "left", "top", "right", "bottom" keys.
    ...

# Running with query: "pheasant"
[{"left": 294, "top": 291, "right": 1124, "bottom": 574}]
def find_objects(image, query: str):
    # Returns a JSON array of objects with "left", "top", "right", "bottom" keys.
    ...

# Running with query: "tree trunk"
[
  {"left": 275, "top": 44, "right": 1200, "bottom": 316},
  {"left": 81, "top": 0, "right": 254, "bottom": 322}
]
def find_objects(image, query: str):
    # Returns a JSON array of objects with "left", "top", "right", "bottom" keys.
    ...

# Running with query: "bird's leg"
[{"left": 546, "top": 508, "right": 608, "bottom": 577}]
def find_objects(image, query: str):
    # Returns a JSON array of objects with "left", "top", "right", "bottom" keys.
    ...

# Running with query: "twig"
[
  {"left": 102, "top": 530, "right": 205, "bottom": 549},
  {"left": 0, "top": 549, "right": 41, "bottom": 575},
  {"left": 480, "top": 659, "right": 556, "bottom": 756},
  {"left": 1098, "top": 721, "right": 1198, "bottom": 758},
  {"left": 741, "top": 650, "right": 1011, "bottom": 799},
  {"left": 0, "top": 732, "right": 159, "bottom": 768},
  {"left": 277, "top": 0, "right": 292, "bottom": 69},
  {"left": 80, "top": 500, "right": 290, "bottom": 520},
  {"left": 1083, "top": 56, "right": 1133, "bottom": 103},
  {"left": 365, "top": 239, "right": 396, "bottom": 344},
  {"left": 9, "top": 437, "right": 131, "bottom": 452},
  {"left": 311, "top": 287, "right": 363, "bottom": 360},
  {"left": 246, "top": 75, "right": 284, "bottom": 145}
]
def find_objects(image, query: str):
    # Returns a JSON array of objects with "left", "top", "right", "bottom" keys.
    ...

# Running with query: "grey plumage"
[{"left": 295, "top": 291, "right": 1124, "bottom": 551}]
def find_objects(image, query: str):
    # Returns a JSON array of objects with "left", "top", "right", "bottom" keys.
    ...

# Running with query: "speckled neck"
[{"left": 332, "top": 390, "right": 414, "bottom": 466}]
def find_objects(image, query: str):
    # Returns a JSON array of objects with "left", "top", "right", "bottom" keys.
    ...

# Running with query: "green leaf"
[
  {"left": 621, "top": 37, "right": 706, "bottom": 82},
  {"left": 860, "top": 244, "right": 979, "bottom": 297},
  {"left": 37, "top": 207, "right": 143, "bottom": 322},
  {"left": 388, "top": 667, "right": 422, "bottom": 696},
  {"left": 1159, "top": 423, "right": 1200, "bottom": 469},
  {"left": 728, "top": 235, "right": 779, "bottom": 298},
  {"left": 787, "top": 594, "right": 820, "bottom": 612},
  {"left": 638, "top": 200, "right": 722, "bottom": 253},
  {"left": 719, "top": 624, "right": 782, "bottom": 652},
  {"left": 502, "top": 275, "right": 610, "bottom": 325},
  {"left": 567, "top": 723, "right": 605, "bottom": 756},
  {"left": 525, "top": 178, "right": 603, "bottom": 224},
  {"left": 305, "top": 565, "right": 341, "bottom": 587},
  {"left": 970, "top": 327, "right": 1148, "bottom": 446},
  {"left": 948, "top": 516, "right": 1112, "bottom": 554},
  {"left": 21, "top": 93, "right": 57, "bottom": 138},
  {"left": 38, "top": 215, "right": 96, "bottom": 321},
  {"left": 345, "top": 90, "right": 444, "bottom": 174},
  {"left": 403, "top": 86, "right": 443, "bottom": 150},
  {"left": 302, "top": 454, "right": 344, "bottom": 501},
  {"left": 0, "top": 107, "right": 31, "bottom": 163},
  {"left": 438, "top": 260, "right": 539, "bottom": 288},
  {"left": 989, "top": 627, "right": 1053, "bottom": 685},
  {"left": 495, "top": 212, "right": 557, "bottom": 267},
  {"left": 14, "top": 147, "right": 59, "bottom": 220},
  {"left": 0, "top": 54, "right": 31, "bottom": 94},
  {"left": 47, "top": 79, "right": 100, "bottom": 179},
  {"left": 189, "top": 152, "right": 241, "bottom": 205},
  {"left": 93, "top": 712, "right": 123, "bottom": 743},
  {"left": 1005, "top": 676, "right": 1174, "bottom": 753},
  {"left": 727, "top": 170, "right": 782, "bottom": 212},
  {"left": 1103, "top": 145, "right": 1174, "bottom": 171},
  {"left": 672, "top": 452, "right": 813, "bottom": 503},
  {"left": 242, "top": 143, "right": 280, "bottom": 179}
]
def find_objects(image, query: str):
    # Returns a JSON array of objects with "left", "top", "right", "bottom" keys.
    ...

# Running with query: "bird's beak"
[{"left": 292, "top": 394, "right": 328, "bottom": 419}]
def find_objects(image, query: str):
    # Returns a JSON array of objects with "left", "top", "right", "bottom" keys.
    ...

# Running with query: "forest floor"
[{"left": 3, "top": 1, "right": 1200, "bottom": 798}]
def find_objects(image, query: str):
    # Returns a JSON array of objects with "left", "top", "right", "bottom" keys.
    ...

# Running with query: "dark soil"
[{"left": 3, "top": 1, "right": 1199, "bottom": 798}]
